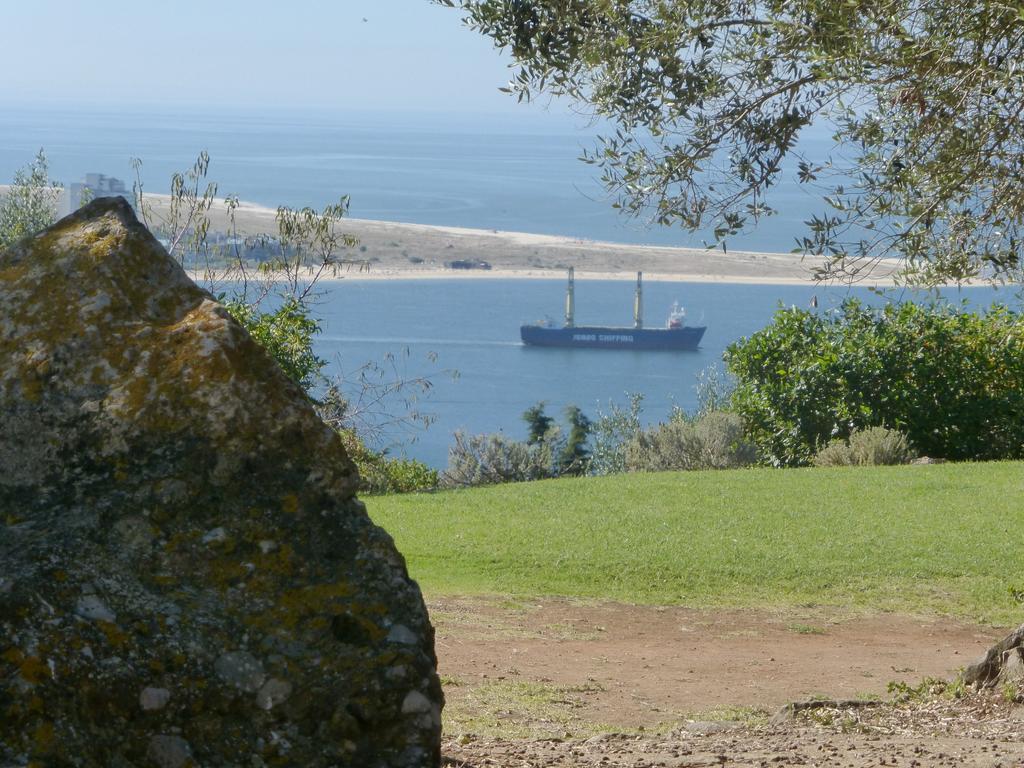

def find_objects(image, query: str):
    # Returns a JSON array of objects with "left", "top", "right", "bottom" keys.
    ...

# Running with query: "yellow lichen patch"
[
  {"left": 264, "top": 581, "right": 357, "bottom": 631},
  {"left": 162, "top": 531, "right": 198, "bottom": 554},
  {"left": 206, "top": 557, "right": 248, "bottom": 588},
  {"left": 32, "top": 721, "right": 55, "bottom": 754},
  {"left": 18, "top": 371, "right": 43, "bottom": 404},
  {"left": 0, "top": 263, "right": 28, "bottom": 284},
  {"left": 84, "top": 229, "right": 127, "bottom": 263},
  {"left": 305, "top": 616, "right": 330, "bottom": 633},
  {"left": 96, "top": 621, "right": 129, "bottom": 649},
  {"left": 88, "top": 363, "right": 110, "bottom": 387},
  {"left": 17, "top": 656, "right": 51, "bottom": 685},
  {"left": 248, "top": 544, "right": 297, "bottom": 586},
  {"left": 280, "top": 494, "right": 300, "bottom": 515},
  {"left": 157, "top": 305, "right": 240, "bottom": 383}
]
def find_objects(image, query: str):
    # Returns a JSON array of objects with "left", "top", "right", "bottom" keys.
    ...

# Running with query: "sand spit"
[
  {"left": 0, "top": 187, "right": 901, "bottom": 285},
  {"left": 142, "top": 196, "right": 856, "bottom": 286}
]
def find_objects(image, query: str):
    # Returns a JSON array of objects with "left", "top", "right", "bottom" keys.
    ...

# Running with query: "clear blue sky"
[{"left": 0, "top": 0, "right": 567, "bottom": 117}]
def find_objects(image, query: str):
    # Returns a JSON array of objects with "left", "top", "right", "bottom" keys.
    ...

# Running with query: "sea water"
[
  {"left": 1, "top": 104, "right": 830, "bottom": 251},
  {"left": 2, "top": 105, "right": 1013, "bottom": 467},
  {"left": 315, "top": 278, "right": 1009, "bottom": 468}
]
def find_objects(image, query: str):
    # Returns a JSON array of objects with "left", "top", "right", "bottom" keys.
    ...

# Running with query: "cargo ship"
[{"left": 520, "top": 269, "right": 706, "bottom": 350}]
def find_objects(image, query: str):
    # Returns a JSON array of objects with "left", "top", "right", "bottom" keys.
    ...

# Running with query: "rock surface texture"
[
  {"left": 963, "top": 623, "right": 1024, "bottom": 688},
  {"left": 0, "top": 197, "right": 442, "bottom": 767}
]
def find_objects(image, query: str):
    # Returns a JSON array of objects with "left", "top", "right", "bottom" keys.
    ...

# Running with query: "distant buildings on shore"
[{"left": 59, "top": 173, "right": 131, "bottom": 216}]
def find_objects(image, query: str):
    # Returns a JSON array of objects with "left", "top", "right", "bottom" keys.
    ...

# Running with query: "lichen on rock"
[{"left": 0, "top": 197, "right": 442, "bottom": 767}]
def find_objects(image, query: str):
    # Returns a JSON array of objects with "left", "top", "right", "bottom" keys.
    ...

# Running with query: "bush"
[
  {"left": 443, "top": 431, "right": 552, "bottom": 487},
  {"left": 377, "top": 456, "right": 439, "bottom": 494},
  {"left": 522, "top": 402, "right": 555, "bottom": 445},
  {"left": 725, "top": 300, "right": 1024, "bottom": 466},
  {"left": 522, "top": 402, "right": 592, "bottom": 475},
  {"left": 589, "top": 393, "right": 644, "bottom": 476},
  {"left": 337, "top": 428, "right": 439, "bottom": 494},
  {"left": 0, "top": 149, "right": 61, "bottom": 250},
  {"left": 812, "top": 426, "right": 917, "bottom": 467},
  {"left": 225, "top": 297, "right": 324, "bottom": 390},
  {"left": 555, "top": 404, "right": 592, "bottom": 475},
  {"left": 694, "top": 365, "right": 735, "bottom": 418},
  {"left": 625, "top": 411, "right": 757, "bottom": 472}
]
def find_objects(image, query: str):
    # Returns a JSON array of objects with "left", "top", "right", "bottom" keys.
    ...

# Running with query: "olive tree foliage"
[
  {"left": 438, "top": 0, "right": 1024, "bottom": 285},
  {"left": 0, "top": 150, "right": 62, "bottom": 250}
]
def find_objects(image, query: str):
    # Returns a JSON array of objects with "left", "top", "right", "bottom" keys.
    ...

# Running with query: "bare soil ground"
[
  {"left": 432, "top": 596, "right": 1019, "bottom": 767},
  {"left": 444, "top": 711, "right": 1024, "bottom": 768}
]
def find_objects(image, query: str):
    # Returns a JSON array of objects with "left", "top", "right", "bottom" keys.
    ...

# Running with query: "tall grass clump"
[
  {"left": 813, "top": 426, "right": 917, "bottom": 467},
  {"left": 625, "top": 410, "right": 757, "bottom": 471},
  {"left": 443, "top": 431, "right": 552, "bottom": 487}
]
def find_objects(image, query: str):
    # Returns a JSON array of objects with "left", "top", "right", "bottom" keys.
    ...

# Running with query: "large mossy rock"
[{"left": 0, "top": 197, "right": 442, "bottom": 767}]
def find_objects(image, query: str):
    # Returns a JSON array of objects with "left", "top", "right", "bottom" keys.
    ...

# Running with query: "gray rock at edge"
[
  {"left": 214, "top": 650, "right": 266, "bottom": 693},
  {"left": 139, "top": 687, "right": 172, "bottom": 711},
  {"left": 147, "top": 735, "right": 192, "bottom": 768},
  {"left": 0, "top": 197, "right": 442, "bottom": 767}
]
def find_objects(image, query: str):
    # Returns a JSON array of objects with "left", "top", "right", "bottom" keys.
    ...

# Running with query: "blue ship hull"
[{"left": 520, "top": 324, "right": 706, "bottom": 350}]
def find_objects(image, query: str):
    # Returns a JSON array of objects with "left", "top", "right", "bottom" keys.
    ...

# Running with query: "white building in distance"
[{"left": 60, "top": 173, "right": 132, "bottom": 216}]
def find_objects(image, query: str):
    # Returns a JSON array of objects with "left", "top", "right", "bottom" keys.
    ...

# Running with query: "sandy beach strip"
[
  {"left": 3, "top": 186, "right": 898, "bottom": 285},
  {"left": 187, "top": 264, "right": 826, "bottom": 286},
  {"left": 144, "top": 195, "right": 852, "bottom": 286}
]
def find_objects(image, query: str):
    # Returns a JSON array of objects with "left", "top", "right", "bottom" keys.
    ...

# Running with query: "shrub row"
[{"left": 725, "top": 300, "right": 1024, "bottom": 466}]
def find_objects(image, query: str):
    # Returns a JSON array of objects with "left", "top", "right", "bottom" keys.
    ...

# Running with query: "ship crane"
[
  {"left": 565, "top": 267, "right": 575, "bottom": 328},
  {"left": 634, "top": 272, "right": 643, "bottom": 330}
]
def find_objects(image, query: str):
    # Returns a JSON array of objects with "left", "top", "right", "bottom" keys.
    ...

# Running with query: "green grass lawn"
[{"left": 369, "top": 462, "right": 1024, "bottom": 623}]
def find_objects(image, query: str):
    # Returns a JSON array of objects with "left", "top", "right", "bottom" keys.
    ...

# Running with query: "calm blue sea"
[
  {"left": 2, "top": 106, "right": 1015, "bottom": 467},
  {"left": 1, "top": 104, "right": 831, "bottom": 251},
  {"left": 314, "top": 278, "right": 1011, "bottom": 468}
]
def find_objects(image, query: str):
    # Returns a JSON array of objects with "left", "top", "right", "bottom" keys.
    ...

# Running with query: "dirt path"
[
  {"left": 431, "top": 597, "right": 1021, "bottom": 766},
  {"left": 444, "top": 720, "right": 1024, "bottom": 767},
  {"left": 431, "top": 596, "right": 1002, "bottom": 737}
]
